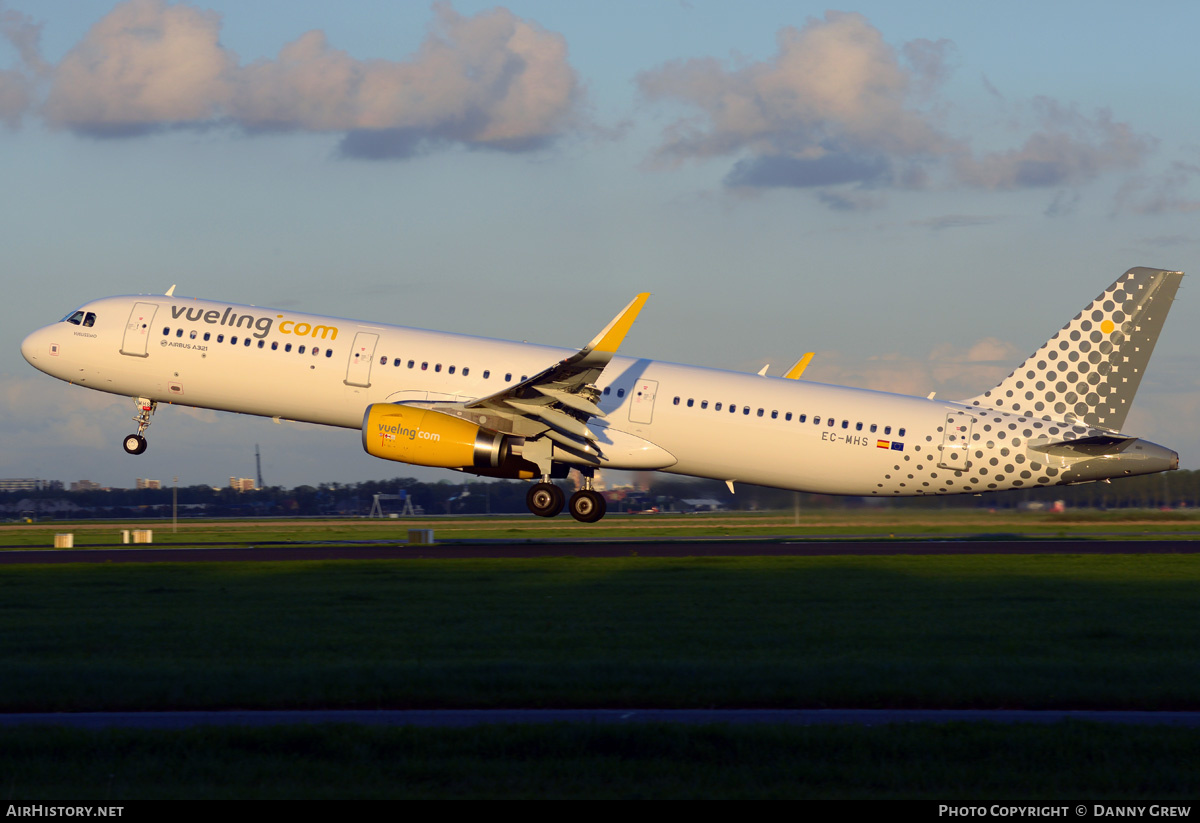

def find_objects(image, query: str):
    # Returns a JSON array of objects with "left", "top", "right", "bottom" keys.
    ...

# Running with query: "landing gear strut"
[
  {"left": 123, "top": 397, "right": 156, "bottom": 455},
  {"left": 526, "top": 481, "right": 565, "bottom": 518},
  {"left": 567, "top": 470, "right": 607, "bottom": 523}
]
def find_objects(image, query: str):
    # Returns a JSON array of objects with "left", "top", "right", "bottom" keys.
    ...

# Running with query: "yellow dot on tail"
[{"left": 1101, "top": 319, "right": 1115, "bottom": 334}]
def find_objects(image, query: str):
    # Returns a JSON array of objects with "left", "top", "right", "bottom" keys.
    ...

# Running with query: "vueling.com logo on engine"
[{"left": 378, "top": 421, "right": 441, "bottom": 445}]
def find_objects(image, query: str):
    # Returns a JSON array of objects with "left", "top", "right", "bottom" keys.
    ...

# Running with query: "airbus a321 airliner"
[{"left": 21, "top": 267, "right": 1181, "bottom": 522}]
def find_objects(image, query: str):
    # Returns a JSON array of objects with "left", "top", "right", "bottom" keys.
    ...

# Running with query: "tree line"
[{"left": 2, "top": 469, "right": 1198, "bottom": 520}]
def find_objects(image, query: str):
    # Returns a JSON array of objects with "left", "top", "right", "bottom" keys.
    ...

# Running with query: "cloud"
[
  {"left": 37, "top": 0, "right": 580, "bottom": 154},
  {"left": 43, "top": 0, "right": 234, "bottom": 135},
  {"left": 638, "top": 13, "right": 1153, "bottom": 208},
  {"left": 954, "top": 98, "right": 1152, "bottom": 190},
  {"left": 1113, "top": 161, "right": 1200, "bottom": 215},
  {"left": 639, "top": 12, "right": 957, "bottom": 171},
  {"left": 908, "top": 214, "right": 1001, "bottom": 230},
  {"left": 804, "top": 336, "right": 1025, "bottom": 399},
  {"left": 0, "top": 5, "right": 46, "bottom": 127}
]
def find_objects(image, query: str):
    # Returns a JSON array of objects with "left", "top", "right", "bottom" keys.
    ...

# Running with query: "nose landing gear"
[{"left": 123, "top": 397, "right": 156, "bottom": 455}]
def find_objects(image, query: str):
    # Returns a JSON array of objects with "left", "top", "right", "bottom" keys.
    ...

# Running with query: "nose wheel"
[{"left": 123, "top": 397, "right": 156, "bottom": 456}]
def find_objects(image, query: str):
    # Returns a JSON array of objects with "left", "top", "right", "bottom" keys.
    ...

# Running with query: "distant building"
[
  {"left": 70, "top": 480, "right": 103, "bottom": 492},
  {"left": 230, "top": 477, "right": 255, "bottom": 492},
  {"left": 135, "top": 478, "right": 161, "bottom": 490},
  {"left": 0, "top": 478, "right": 47, "bottom": 492}
]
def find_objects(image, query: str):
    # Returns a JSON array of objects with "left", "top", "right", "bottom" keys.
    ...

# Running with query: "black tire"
[
  {"left": 527, "top": 482, "right": 564, "bottom": 518},
  {"left": 568, "top": 490, "right": 606, "bottom": 523},
  {"left": 123, "top": 434, "right": 147, "bottom": 455}
]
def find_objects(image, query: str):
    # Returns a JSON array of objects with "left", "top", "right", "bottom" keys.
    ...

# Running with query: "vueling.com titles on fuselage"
[{"left": 169, "top": 305, "right": 339, "bottom": 341}]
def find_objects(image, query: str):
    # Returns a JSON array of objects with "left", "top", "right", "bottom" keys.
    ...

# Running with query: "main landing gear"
[
  {"left": 525, "top": 475, "right": 608, "bottom": 523},
  {"left": 123, "top": 397, "right": 156, "bottom": 455}
]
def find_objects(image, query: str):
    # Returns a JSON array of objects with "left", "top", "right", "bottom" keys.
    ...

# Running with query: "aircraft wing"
[{"left": 462, "top": 293, "right": 649, "bottom": 456}]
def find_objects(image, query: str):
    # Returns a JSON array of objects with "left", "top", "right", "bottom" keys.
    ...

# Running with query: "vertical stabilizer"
[{"left": 961, "top": 267, "right": 1182, "bottom": 431}]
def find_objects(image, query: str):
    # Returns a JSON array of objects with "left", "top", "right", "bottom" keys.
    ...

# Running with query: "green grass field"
[
  {"left": 4, "top": 508, "right": 1200, "bottom": 548},
  {"left": 3, "top": 515, "right": 1198, "bottom": 798}
]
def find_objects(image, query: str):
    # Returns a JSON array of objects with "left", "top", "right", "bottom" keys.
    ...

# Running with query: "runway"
[
  {"left": 3, "top": 708, "right": 1200, "bottom": 729},
  {"left": 1, "top": 538, "right": 1198, "bottom": 564}
]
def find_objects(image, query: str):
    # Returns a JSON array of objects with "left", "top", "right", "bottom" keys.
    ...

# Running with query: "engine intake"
[{"left": 362, "top": 404, "right": 518, "bottom": 470}]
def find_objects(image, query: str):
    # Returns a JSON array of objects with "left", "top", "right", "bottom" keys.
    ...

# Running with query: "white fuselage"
[{"left": 21, "top": 294, "right": 1178, "bottom": 497}]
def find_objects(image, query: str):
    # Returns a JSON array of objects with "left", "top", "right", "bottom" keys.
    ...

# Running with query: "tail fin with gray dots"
[{"left": 960, "top": 267, "right": 1183, "bottom": 432}]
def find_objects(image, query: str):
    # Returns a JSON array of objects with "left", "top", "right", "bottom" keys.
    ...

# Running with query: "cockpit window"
[
  {"left": 63, "top": 311, "right": 85, "bottom": 325},
  {"left": 82, "top": 312, "right": 96, "bottom": 327},
  {"left": 62, "top": 310, "right": 97, "bottom": 326}
]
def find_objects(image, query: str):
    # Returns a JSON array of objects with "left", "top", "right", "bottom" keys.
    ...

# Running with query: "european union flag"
[{"left": 890, "top": 441, "right": 904, "bottom": 452}]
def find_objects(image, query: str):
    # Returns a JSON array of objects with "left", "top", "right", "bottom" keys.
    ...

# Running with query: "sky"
[{"left": 1, "top": 0, "right": 1198, "bottom": 490}]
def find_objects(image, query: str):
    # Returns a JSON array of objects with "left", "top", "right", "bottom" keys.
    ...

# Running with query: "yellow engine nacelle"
[{"left": 362, "top": 404, "right": 518, "bottom": 470}]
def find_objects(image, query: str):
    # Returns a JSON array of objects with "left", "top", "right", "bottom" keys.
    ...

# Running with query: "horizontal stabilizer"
[{"left": 1029, "top": 434, "right": 1133, "bottom": 457}]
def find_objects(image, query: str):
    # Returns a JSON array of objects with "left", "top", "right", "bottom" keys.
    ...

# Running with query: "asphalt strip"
[{"left": 2, "top": 709, "right": 1200, "bottom": 729}]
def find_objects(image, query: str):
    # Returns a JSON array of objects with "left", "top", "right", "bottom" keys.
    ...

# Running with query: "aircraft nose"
[
  {"left": 20, "top": 330, "right": 39, "bottom": 365},
  {"left": 20, "top": 327, "right": 52, "bottom": 369}
]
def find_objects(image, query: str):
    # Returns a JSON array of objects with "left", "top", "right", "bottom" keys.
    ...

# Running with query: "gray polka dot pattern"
[
  {"left": 963, "top": 267, "right": 1183, "bottom": 431},
  {"left": 867, "top": 268, "right": 1183, "bottom": 497}
]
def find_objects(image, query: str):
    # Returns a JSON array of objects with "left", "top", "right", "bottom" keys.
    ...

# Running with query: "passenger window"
[
  {"left": 828, "top": 418, "right": 835, "bottom": 427},
  {"left": 218, "top": 334, "right": 225, "bottom": 343},
  {"left": 462, "top": 367, "right": 469, "bottom": 376},
  {"left": 422, "top": 362, "right": 428, "bottom": 371},
  {"left": 603, "top": 386, "right": 610, "bottom": 395},
  {"left": 162, "top": 326, "right": 170, "bottom": 335},
  {"left": 325, "top": 349, "right": 333, "bottom": 358},
  {"left": 870, "top": 424, "right": 877, "bottom": 433},
  {"left": 673, "top": 397, "right": 680, "bottom": 405},
  {"left": 284, "top": 343, "right": 291, "bottom": 352},
  {"left": 884, "top": 426, "right": 891, "bottom": 435},
  {"left": 617, "top": 388, "right": 625, "bottom": 398},
  {"left": 176, "top": 329, "right": 183, "bottom": 338},
  {"left": 785, "top": 412, "right": 791, "bottom": 421},
  {"left": 730, "top": 405, "right": 737, "bottom": 414},
  {"left": 312, "top": 347, "right": 319, "bottom": 356},
  {"left": 271, "top": 342, "right": 278, "bottom": 350},
  {"left": 298, "top": 345, "right": 306, "bottom": 354},
  {"left": 483, "top": 370, "right": 490, "bottom": 379},
  {"left": 448, "top": 366, "right": 455, "bottom": 375},
  {"left": 379, "top": 356, "right": 387, "bottom": 365},
  {"left": 701, "top": 401, "right": 708, "bottom": 409},
  {"left": 435, "top": 364, "right": 441, "bottom": 372},
  {"left": 190, "top": 331, "right": 197, "bottom": 340},
  {"left": 715, "top": 402, "right": 722, "bottom": 411},
  {"left": 408, "top": 360, "right": 414, "bottom": 368},
  {"left": 258, "top": 340, "right": 265, "bottom": 349},
  {"left": 394, "top": 358, "right": 401, "bottom": 367},
  {"left": 899, "top": 428, "right": 906, "bottom": 437},
  {"left": 799, "top": 414, "right": 806, "bottom": 423},
  {"left": 231, "top": 336, "right": 238, "bottom": 344},
  {"left": 771, "top": 410, "right": 778, "bottom": 419},
  {"left": 244, "top": 338, "right": 251, "bottom": 347},
  {"left": 856, "top": 422, "right": 863, "bottom": 431},
  {"left": 505, "top": 372, "right": 511, "bottom": 382},
  {"left": 203, "top": 332, "right": 210, "bottom": 342},
  {"left": 521, "top": 375, "right": 527, "bottom": 381},
  {"left": 814, "top": 416, "right": 821, "bottom": 425},
  {"left": 841, "top": 420, "right": 848, "bottom": 429},
  {"left": 687, "top": 399, "right": 694, "bottom": 408}
]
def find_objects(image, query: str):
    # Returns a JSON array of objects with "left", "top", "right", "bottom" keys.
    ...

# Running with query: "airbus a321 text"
[{"left": 21, "top": 267, "right": 1181, "bottom": 522}]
